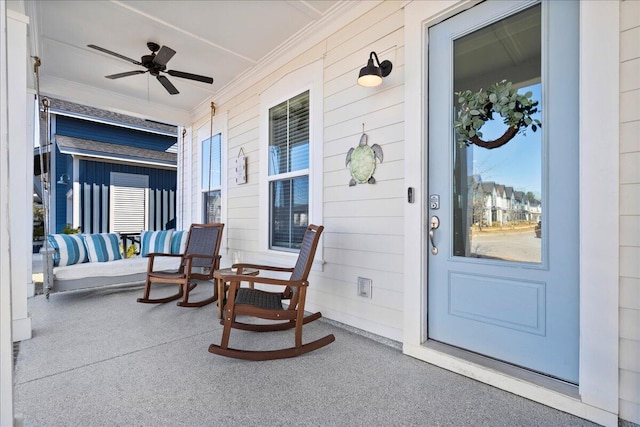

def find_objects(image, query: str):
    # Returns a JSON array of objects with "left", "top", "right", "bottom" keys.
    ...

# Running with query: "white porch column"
[
  {"left": 0, "top": 2, "right": 14, "bottom": 424},
  {"left": 7, "top": 9, "right": 32, "bottom": 342}
]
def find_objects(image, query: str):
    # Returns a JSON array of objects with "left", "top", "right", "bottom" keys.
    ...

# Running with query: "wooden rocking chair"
[
  {"left": 208, "top": 224, "right": 334, "bottom": 360},
  {"left": 137, "top": 223, "right": 224, "bottom": 307}
]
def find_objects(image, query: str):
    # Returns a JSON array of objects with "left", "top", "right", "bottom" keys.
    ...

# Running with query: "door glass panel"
[{"left": 452, "top": 5, "right": 542, "bottom": 263}]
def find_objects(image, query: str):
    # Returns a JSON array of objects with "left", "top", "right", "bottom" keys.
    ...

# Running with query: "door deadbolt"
[{"left": 430, "top": 194, "right": 440, "bottom": 210}]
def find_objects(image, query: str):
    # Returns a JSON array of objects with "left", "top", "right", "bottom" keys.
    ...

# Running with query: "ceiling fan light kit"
[{"left": 88, "top": 41, "right": 214, "bottom": 95}]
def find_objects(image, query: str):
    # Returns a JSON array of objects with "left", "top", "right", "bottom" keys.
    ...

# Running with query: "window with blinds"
[
  {"left": 204, "top": 190, "right": 221, "bottom": 223},
  {"left": 109, "top": 172, "right": 149, "bottom": 233},
  {"left": 202, "top": 133, "right": 222, "bottom": 223},
  {"left": 268, "top": 91, "right": 309, "bottom": 250}
]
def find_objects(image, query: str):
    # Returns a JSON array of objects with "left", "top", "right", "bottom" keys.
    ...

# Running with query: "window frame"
[
  {"left": 259, "top": 59, "right": 323, "bottom": 262},
  {"left": 197, "top": 112, "right": 227, "bottom": 229},
  {"left": 267, "top": 90, "right": 310, "bottom": 252},
  {"left": 201, "top": 133, "right": 222, "bottom": 223},
  {"left": 108, "top": 171, "right": 149, "bottom": 233}
]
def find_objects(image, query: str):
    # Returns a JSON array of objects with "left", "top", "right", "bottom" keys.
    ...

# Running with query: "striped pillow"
[
  {"left": 170, "top": 230, "right": 188, "bottom": 255},
  {"left": 140, "top": 230, "right": 173, "bottom": 257},
  {"left": 83, "top": 233, "right": 122, "bottom": 263},
  {"left": 47, "top": 234, "right": 88, "bottom": 267}
]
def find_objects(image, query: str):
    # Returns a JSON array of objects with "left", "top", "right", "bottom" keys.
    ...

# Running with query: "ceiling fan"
[{"left": 87, "top": 42, "right": 213, "bottom": 95}]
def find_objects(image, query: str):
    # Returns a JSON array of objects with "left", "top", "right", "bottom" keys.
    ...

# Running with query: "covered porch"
[
  {"left": 2, "top": 0, "right": 634, "bottom": 426},
  {"left": 14, "top": 281, "right": 596, "bottom": 426}
]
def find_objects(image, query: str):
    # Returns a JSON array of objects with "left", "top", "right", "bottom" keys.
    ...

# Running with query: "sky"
[{"left": 470, "top": 83, "right": 542, "bottom": 198}]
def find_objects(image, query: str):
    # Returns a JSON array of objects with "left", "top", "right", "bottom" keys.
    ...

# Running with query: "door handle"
[{"left": 429, "top": 216, "right": 439, "bottom": 255}]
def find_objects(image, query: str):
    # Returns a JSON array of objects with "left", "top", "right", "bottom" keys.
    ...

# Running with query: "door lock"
[
  {"left": 429, "top": 216, "right": 439, "bottom": 255},
  {"left": 430, "top": 194, "right": 440, "bottom": 210}
]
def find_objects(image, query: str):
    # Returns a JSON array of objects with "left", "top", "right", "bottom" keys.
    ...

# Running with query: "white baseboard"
[
  {"left": 27, "top": 280, "right": 35, "bottom": 298},
  {"left": 12, "top": 316, "right": 32, "bottom": 342}
]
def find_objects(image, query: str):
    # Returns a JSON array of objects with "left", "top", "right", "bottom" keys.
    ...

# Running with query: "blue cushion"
[
  {"left": 47, "top": 234, "right": 88, "bottom": 267},
  {"left": 83, "top": 233, "right": 122, "bottom": 263},
  {"left": 140, "top": 230, "right": 173, "bottom": 257},
  {"left": 170, "top": 230, "right": 188, "bottom": 255}
]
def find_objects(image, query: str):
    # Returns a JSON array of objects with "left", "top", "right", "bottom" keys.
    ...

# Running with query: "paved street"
[{"left": 470, "top": 228, "right": 541, "bottom": 263}]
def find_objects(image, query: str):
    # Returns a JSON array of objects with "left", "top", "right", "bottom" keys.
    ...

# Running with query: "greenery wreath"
[{"left": 453, "top": 80, "right": 541, "bottom": 149}]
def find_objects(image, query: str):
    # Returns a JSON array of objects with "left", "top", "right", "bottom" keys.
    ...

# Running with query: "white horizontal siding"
[
  {"left": 325, "top": 83, "right": 404, "bottom": 128},
  {"left": 621, "top": 121, "right": 640, "bottom": 153},
  {"left": 324, "top": 122, "right": 404, "bottom": 158},
  {"left": 324, "top": 198, "right": 404, "bottom": 219},
  {"left": 190, "top": 0, "right": 407, "bottom": 341},
  {"left": 325, "top": 103, "right": 403, "bottom": 143},
  {"left": 225, "top": 95, "right": 260, "bottom": 255},
  {"left": 619, "top": 0, "right": 640, "bottom": 423},
  {"left": 324, "top": 231, "right": 403, "bottom": 253}
]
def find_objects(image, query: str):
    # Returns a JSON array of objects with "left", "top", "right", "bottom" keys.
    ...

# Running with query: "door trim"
[{"left": 402, "top": 1, "right": 619, "bottom": 425}]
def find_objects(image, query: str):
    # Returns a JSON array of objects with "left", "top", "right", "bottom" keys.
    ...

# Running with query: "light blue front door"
[{"left": 427, "top": 0, "right": 579, "bottom": 383}]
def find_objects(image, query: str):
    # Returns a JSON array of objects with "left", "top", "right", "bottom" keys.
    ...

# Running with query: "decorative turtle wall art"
[{"left": 345, "top": 132, "right": 383, "bottom": 186}]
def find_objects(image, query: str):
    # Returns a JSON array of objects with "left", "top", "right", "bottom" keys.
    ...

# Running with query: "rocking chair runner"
[
  {"left": 137, "top": 223, "right": 224, "bottom": 307},
  {"left": 208, "top": 224, "right": 334, "bottom": 360}
]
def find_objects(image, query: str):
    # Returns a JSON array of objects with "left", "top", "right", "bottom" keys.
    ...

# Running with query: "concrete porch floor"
[{"left": 13, "top": 280, "right": 599, "bottom": 426}]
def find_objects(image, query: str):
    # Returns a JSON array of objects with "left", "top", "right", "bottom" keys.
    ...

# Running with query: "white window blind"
[
  {"left": 268, "top": 91, "right": 309, "bottom": 250},
  {"left": 109, "top": 172, "right": 149, "bottom": 233}
]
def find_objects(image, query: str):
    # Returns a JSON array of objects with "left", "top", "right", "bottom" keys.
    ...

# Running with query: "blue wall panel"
[
  {"left": 79, "top": 160, "right": 176, "bottom": 233},
  {"left": 56, "top": 116, "right": 176, "bottom": 151},
  {"left": 52, "top": 115, "right": 177, "bottom": 234}
]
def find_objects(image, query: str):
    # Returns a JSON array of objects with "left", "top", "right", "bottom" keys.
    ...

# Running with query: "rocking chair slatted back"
[
  {"left": 290, "top": 225, "right": 320, "bottom": 281},
  {"left": 286, "top": 224, "right": 323, "bottom": 309},
  {"left": 183, "top": 224, "right": 223, "bottom": 270}
]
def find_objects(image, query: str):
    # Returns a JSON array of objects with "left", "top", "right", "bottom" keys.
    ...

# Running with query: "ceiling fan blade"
[
  {"left": 153, "top": 46, "right": 176, "bottom": 67},
  {"left": 105, "top": 70, "right": 146, "bottom": 79},
  {"left": 157, "top": 75, "right": 179, "bottom": 95},
  {"left": 88, "top": 44, "right": 142, "bottom": 66},
  {"left": 167, "top": 70, "right": 213, "bottom": 84}
]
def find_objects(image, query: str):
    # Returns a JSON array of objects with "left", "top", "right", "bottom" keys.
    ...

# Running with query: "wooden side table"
[{"left": 214, "top": 267, "right": 259, "bottom": 319}]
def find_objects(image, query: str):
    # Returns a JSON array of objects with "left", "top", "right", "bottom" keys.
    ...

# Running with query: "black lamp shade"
[{"left": 357, "top": 52, "right": 392, "bottom": 87}]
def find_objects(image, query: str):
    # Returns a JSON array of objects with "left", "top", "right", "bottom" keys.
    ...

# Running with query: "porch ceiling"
[{"left": 7, "top": 0, "right": 346, "bottom": 125}]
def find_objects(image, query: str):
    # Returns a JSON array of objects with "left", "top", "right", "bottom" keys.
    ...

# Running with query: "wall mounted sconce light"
[
  {"left": 57, "top": 173, "right": 70, "bottom": 185},
  {"left": 357, "top": 51, "right": 393, "bottom": 87}
]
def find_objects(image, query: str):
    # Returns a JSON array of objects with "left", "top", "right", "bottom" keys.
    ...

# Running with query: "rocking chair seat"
[{"left": 235, "top": 288, "right": 283, "bottom": 310}]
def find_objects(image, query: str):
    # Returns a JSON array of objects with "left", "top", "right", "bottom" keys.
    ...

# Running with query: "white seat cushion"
[{"left": 53, "top": 256, "right": 181, "bottom": 281}]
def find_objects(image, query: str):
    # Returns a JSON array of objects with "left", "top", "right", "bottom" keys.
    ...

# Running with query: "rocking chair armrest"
[
  {"left": 146, "top": 252, "right": 181, "bottom": 268},
  {"left": 231, "top": 263, "right": 294, "bottom": 273},
  {"left": 225, "top": 278, "right": 306, "bottom": 304},
  {"left": 147, "top": 252, "right": 183, "bottom": 259},
  {"left": 181, "top": 254, "right": 220, "bottom": 272},
  {"left": 184, "top": 253, "right": 217, "bottom": 260},
  {"left": 223, "top": 274, "right": 307, "bottom": 288},
  {"left": 146, "top": 252, "right": 183, "bottom": 273}
]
